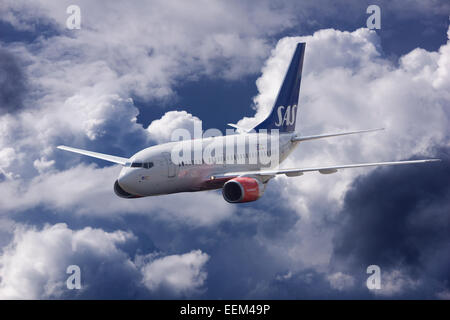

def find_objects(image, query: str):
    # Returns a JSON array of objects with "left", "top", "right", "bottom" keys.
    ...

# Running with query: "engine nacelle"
[{"left": 222, "top": 177, "right": 265, "bottom": 203}]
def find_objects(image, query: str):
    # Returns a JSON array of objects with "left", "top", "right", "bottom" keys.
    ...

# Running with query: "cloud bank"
[
  {"left": 0, "top": 0, "right": 448, "bottom": 299},
  {"left": 0, "top": 223, "right": 210, "bottom": 299}
]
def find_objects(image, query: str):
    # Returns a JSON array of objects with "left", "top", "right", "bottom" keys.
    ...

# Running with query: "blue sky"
[{"left": 0, "top": 0, "right": 449, "bottom": 299}]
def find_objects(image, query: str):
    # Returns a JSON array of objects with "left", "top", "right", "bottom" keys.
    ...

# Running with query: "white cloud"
[
  {"left": 0, "top": 223, "right": 212, "bottom": 299},
  {"left": 140, "top": 250, "right": 210, "bottom": 296},
  {"left": 327, "top": 272, "right": 355, "bottom": 291},
  {"left": 0, "top": 147, "right": 17, "bottom": 179},
  {"left": 1, "top": 25, "right": 443, "bottom": 292},
  {"left": 275, "top": 271, "right": 292, "bottom": 281},
  {"left": 0, "top": 0, "right": 294, "bottom": 186},
  {"left": 0, "top": 223, "right": 137, "bottom": 299},
  {"left": 235, "top": 26, "right": 450, "bottom": 282},
  {"left": 0, "top": 147, "right": 16, "bottom": 169},
  {"left": 436, "top": 290, "right": 450, "bottom": 300},
  {"left": 0, "top": 3, "right": 241, "bottom": 227},
  {"left": 0, "top": 0, "right": 449, "bottom": 298},
  {"left": 33, "top": 157, "right": 55, "bottom": 174},
  {"left": 147, "top": 110, "right": 202, "bottom": 143},
  {"left": 0, "top": 163, "right": 234, "bottom": 226},
  {"left": 372, "top": 269, "right": 421, "bottom": 296},
  {"left": 240, "top": 27, "right": 448, "bottom": 158}
]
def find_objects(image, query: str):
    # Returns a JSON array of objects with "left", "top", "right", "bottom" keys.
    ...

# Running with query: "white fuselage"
[{"left": 117, "top": 132, "right": 299, "bottom": 197}]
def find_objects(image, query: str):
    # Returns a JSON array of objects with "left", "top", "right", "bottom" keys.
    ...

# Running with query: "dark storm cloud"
[
  {"left": 331, "top": 147, "right": 450, "bottom": 298},
  {"left": 122, "top": 187, "right": 301, "bottom": 299},
  {"left": 285, "top": 0, "right": 450, "bottom": 57},
  {"left": 5, "top": 184, "right": 300, "bottom": 299},
  {"left": 0, "top": 48, "right": 27, "bottom": 114},
  {"left": 0, "top": 0, "right": 449, "bottom": 300}
]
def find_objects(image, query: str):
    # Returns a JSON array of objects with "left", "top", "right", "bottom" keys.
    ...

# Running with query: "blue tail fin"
[{"left": 253, "top": 42, "right": 305, "bottom": 133}]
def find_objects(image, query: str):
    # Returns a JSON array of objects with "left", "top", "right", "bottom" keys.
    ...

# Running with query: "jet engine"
[{"left": 222, "top": 177, "right": 265, "bottom": 203}]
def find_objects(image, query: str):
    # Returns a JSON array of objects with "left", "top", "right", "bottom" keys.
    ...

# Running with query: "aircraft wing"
[
  {"left": 292, "top": 128, "right": 384, "bottom": 142},
  {"left": 210, "top": 159, "right": 440, "bottom": 179},
  {"left": 57, "top": 145, "right": 129, "bottom": 165}
]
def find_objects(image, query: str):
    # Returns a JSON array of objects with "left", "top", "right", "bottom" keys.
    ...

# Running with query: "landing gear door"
[{"left": 162, "top": 152, "right": 177, "bottom": 178}]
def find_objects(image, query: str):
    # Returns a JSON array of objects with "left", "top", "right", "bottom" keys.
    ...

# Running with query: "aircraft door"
[{"left": 162, "top": 152, "right": 177, "bottom": 178}]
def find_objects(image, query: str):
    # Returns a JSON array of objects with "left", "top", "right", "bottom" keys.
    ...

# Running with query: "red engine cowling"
[{"left": 222, "top": 177, "right": 265, "bottom": 203}]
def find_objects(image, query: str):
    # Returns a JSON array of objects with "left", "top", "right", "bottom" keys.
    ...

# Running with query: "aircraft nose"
[
  {"left": 115, "top": 167, "right": 145, "bottom": 199},
  {"left": 118, "top": 168, "right": 134, "bottom": 191}
]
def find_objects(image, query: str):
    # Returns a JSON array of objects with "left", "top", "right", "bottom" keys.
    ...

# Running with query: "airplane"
[{"left": 57, "top": 42, "right": 439, "bottom": 203}]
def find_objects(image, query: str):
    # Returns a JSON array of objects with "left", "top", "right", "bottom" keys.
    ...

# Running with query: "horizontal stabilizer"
[{"left": 227, "top": 123, "right": 252, "bottom": 133}]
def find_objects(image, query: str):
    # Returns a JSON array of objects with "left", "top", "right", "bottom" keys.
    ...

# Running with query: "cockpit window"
[
  {"left": 143, "top": 162, "right": 154, "bottom": 169},
  {"left": 131, "top": 162, "right": 153, "bottom": 169},
  {"left": 131, "top": 162, "right": 143, "bottom": 168}
]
